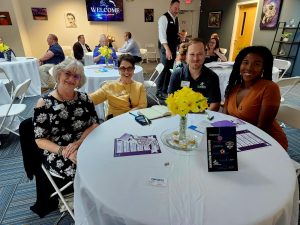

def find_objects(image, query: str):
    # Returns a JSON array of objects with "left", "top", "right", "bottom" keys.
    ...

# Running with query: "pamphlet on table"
[{"left": 114, "top": 133, "right": 161, "bottom": 157}]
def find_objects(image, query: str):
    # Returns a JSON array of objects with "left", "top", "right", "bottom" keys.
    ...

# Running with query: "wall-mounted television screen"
[{"left": 86, "top": 0, "right": 124, "bottom": 21}]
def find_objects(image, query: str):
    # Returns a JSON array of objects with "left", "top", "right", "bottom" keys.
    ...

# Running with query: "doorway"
[
  {"left": 229, "top": 1, "right": 258, "bottom": 61},
  {"left": 178, "top": 10, "right": 194, "bottom": 40}
]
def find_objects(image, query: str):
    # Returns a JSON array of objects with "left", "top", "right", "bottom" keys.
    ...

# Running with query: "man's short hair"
[
  {"left": 78, "top": 35, "right": 84, "bottom": 41},
  {"left": 187, "top": 38, "right": 205, "bottom": 50},
  {"left": 171, "top": 0, "right": 180, "bottom": 5},
  {"left": 66, "top": 12, "right": 75, "bottom": 19},
  {"left": 125, "top": 32, "right": 132, "bottom": 39},
  {"left": 49, "top": 34, "right": 58, "bottom": 42}
]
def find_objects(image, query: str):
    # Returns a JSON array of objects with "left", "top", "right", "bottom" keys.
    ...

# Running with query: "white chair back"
[
  {"left": 0, "top": 67, "right": 14, "bottom": 97},
  {"left": 219, "top": 48, "right": 227, "bottom": 55},
  {"left": 273, "top": 59, "right": 291, "bottom": 79},
  {"left": 140, "top": 48, "right": 148, "bottom": 64},
  {"left": 61, "top": 45, "right": 73, "bottom": 58},
  {"left": 276, "top": 104, "right": 300, "bottom": 129},
  {"left": 276, "top": 76, "right": 300, "bottom": 102},
  {"left": 145, "top": 43, "right": 158, "bottom": 63}
]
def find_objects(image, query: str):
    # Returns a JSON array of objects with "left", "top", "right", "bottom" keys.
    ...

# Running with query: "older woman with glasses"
[
  {"left": 93, "top": 34, "right": 117, "bottom": 65},
  {"left": 90, "top": 54, "right": 147, "bottom": 119},
  {"left": 33, "top": 58, "right": 99, "bottom": 181}
]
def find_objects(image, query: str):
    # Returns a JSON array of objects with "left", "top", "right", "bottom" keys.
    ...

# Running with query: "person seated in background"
[
  {"left": 73, "top": 34, "right": 91, "bottom": 65},
  {"left": 179, "top": 29, "right": 188, "bottom": 43},
  {"left": 38, "top": 34, "right": 65, "bottom": 90},
  {"left": 33, "top": 58, "right": 99, "bottom": 182},
  {"left": 168, "top": 38, "right": 221, "bottom": 112},
  {"left": 90, "top": 54, "right": 147, "bottom": 119},
  {"left": 93, "top": 34, "right": 117, "bottom": 64},
  {"left": 204, "top": 37, "right": 227, "bottom": 64},
  {"left": 223, "top": 46, "right": 288, "bottom": 150},
  {"left": 173, "top": 42, "right": 188, "bottom": 70},
  {"left": 118, "top": 32, "right": 142, "bottom": 63},
  {"left": 0, "top": 36, "right": 15, "bottom": 60}
]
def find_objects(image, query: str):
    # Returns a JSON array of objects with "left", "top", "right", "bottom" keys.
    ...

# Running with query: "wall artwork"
[
  {"left": 31, "top": 8, "right": 48, "bottom": 20},
  {"left": 208, "top": 11, "right": 222, "bottom": 28},
  {"left": 260, "top": 0, "right": 283, "bottom": 30},
  {"left": 65, "top": 12, "right": 77, "bottom": 28},
  {"left": 144, "top": 9, "right": 154, "bottom": 22},
  {"left": 0, "top": 12, "right": 12, "bottom": 25}
]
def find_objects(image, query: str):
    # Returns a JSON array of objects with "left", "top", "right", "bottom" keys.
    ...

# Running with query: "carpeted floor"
[{"left": 0, "top": 63, "right": 300, "bottom": 224}]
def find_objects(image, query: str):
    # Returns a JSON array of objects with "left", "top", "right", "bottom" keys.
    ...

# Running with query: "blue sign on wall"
[{"left": 86, "top": 0, "right": 124, "bottom": 21}]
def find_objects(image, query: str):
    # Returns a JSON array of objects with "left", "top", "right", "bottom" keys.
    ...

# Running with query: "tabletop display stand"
[{"left": 271, "top": 21, "right": 300, "bottom": 77}]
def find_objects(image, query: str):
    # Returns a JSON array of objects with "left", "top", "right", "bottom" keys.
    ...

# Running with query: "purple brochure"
[{"left": 114, "top": 134, "right": 161, "bottom": 157}]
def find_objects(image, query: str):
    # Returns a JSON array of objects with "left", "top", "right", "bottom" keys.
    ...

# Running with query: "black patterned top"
[{"left": 33, "top": 91, "right": 99, "bottom": 180}]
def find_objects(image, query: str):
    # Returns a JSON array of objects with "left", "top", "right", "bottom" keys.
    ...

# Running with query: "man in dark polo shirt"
[
  {"left": 38, "top": 34, "right": 65, "bottom": 90},
  {"left": 168, "top": 38, "right": 221, "bottom": 111},
  {"left": 156, "top": 0, "right": 182, "bottom": 100}
]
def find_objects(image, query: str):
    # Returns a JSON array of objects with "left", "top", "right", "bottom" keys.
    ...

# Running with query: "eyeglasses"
[
  {"left": 119, "top": 66, "right": 134, "bottom": 72},
  {"left": 64, "top": 71, "right": 81, "bottom": 80}
]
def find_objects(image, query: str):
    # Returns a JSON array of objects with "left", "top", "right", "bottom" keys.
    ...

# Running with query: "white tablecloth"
[
  {"left": 0, "top": 81, "right": 20, "bottom": 134},
  {"left": 84, "top": 52, "right": 94, "bottom": 66},
  {"left": 74, "top": 112, "right": 298, "bottom": 225},
  {"left": 206, "top": 62, "right": 280, "bottom": 100},
  {"left": 80, "top": 64, "right": 144, "bottom": 119},
  {"left": 0, "top": 57, "right": 41, "bottom": 97}
]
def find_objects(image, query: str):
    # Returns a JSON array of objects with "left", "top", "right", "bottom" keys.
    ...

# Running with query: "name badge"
[
  {"left": 181, "top": 81, "right": 190, "bottom": 87},
  {"left": 53, "top": 103, "right": 64, "bottom": 111}
]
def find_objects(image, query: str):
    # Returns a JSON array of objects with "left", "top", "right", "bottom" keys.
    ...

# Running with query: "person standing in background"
[
  {"left": 73, "top": 34, "right": 91, "bottom": 65},
  {"left": 118, "top": 32, "right": 142, "bottom": 63},
  {"left": 157, "top": 0, "right": 185, "bottom": 100}
]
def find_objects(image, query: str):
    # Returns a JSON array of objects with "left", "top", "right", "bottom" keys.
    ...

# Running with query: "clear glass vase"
[
  {"left": 105, "top": 57, "right": 109, "bottom": 67},
  {"left": 179, "top": 115, "right": 187, "bottom": 142}
]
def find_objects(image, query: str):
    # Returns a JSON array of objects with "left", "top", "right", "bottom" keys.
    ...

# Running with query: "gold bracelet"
[{"left": 57, "top": 146, "right": 64, "bottom": 156}]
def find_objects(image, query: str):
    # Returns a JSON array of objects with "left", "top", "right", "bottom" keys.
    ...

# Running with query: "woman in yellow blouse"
[{"left": 90, "top": 54, "right": 147, "bottom": 119}]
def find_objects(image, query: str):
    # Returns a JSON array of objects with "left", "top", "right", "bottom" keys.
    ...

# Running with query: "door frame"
[{"left": 229, "top": 0, "right": 259, "bottom": 61}]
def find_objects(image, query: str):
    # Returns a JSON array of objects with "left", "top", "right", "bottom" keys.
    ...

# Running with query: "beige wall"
[{"left": 0, "top": 0, "right": 200, "bottom": 58}]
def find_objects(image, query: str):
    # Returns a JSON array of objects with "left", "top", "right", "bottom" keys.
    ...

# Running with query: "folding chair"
[
  {"left": 274, "top": 58, "right": 291, "bottom": 80},
  {"left": 276, "top": 104, "right": 300, "bottom": 179},
  {"left": 41, "top": 164, "right": 75, "bottom": 224},
  {"left": 276, "top": 76, "right": 300, "bottom": 102},
  {"left": 0, "top": 67, "right": 15, "bottom": 98},
  {"left": 139, "top": 48, "right": 148, "bottom": 65},
  {"left": 144, "top": 63, "right": 164, "bottom": 105},
  {"left": 0, "top": 79, "right": 31, "bottom": 136},
  {"left": 99, "top": 80, "right": 109, "bottom": 120},
  {"left": 145, "top": 43, "right": 158, "bottom": 63}
]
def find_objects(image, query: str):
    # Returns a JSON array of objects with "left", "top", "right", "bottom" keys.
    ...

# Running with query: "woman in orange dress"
[{"left": 224, "top": 46, "right": 288, "bottom": 150}]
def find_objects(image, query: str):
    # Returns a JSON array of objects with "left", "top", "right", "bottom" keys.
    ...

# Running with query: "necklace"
[{"left": 56, "top": 88, "right": 76, "bottom": 102}]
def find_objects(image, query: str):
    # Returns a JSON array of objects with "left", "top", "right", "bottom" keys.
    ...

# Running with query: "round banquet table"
[
  {"left": 74, "top": 111, "right": 298, "bottom": 225},
  {"left": 0, "top": 81, "right": 20, "bottom": 134},
  {"left": 205, "top": 62, "right": 280, "bottom": 101},
  {"left": 0, "top": 57, "right": 41, "bottom": 97},
  {"left": 80, "top": 64, "right": 144, "bottom": 120}
]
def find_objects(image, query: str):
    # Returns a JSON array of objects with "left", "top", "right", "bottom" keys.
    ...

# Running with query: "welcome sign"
[{"left": 86, "top": 0, "right": 124, "bottom": 21}]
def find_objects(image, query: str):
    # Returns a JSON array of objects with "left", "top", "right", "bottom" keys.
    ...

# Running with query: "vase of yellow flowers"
[
  {"left": 99, "top": 46, "right": 112, "bottom": 67},
  {"left": 0, "top": 43, "right": 10, "bottom": 61},
  {"left": 164, "top": 87, "right": 208, "bottom": 150}
]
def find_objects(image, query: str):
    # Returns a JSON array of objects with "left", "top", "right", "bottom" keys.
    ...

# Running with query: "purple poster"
[{"left": 260, "top": 0, "right": 283, "bottom": 30}]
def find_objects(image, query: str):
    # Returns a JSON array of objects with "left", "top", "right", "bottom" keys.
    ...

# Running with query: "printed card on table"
[
  {"left": 207, "top": 127, "right": 238, "bottom": 172},
  {"left": 114, "top": 133, "right": 161, "bottom": 157}
]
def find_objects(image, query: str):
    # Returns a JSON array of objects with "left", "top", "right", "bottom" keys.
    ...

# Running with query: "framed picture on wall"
[
  {"left": 208, "top": 11, "right": 222, "bottom": 28},
  {"left": 65, "top": 12, "right": 77, "bottom": 28},
  {"left": 0, "top": 12, "right": 12, "bottom": 25},
  {"left": 144, "top": 9, "right": 154, "bottom": 22},
  {"left": 260, "top": 0, "right": 283, "bottom": 30},
  {"left": 31, "top": 8, "right": 48, "bottom": 20}
]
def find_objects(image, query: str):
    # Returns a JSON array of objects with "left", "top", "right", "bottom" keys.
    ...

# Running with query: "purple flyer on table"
[
  {"left": 236, "top": 130, "right": 271, "bottom": 151},
  {"left": 114, "top": 134, "right": 161, "bottom": 157}
]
